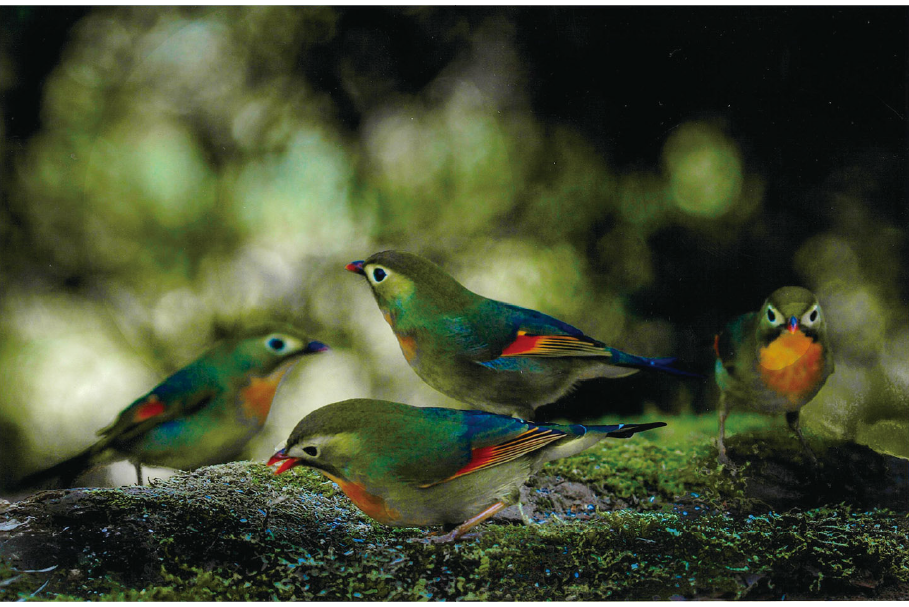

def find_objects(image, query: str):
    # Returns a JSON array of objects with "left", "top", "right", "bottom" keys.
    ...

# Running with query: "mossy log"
[{"left": 1, "top": 417, "right": 907, "bottom": 601}]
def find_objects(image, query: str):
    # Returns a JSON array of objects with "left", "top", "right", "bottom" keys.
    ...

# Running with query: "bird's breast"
[
  {"left": 758, "top": 331, "right": 826, "bottom": 405},
  {"left": 321, "top": 472, "right": 402, "bottom": 525},
  {"left": 394, "top": 332, "right": 419, "bottom": 364},
  {"left": 237, "top": 367, "right": 291, "bottom": 424}
]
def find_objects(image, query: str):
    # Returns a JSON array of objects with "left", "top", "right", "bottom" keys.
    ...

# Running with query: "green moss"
[
  {"left": 40, "top": 505, "right": 908, "bottom": 601},
  {"left": 2, "top": 413, "right": 906, "bottom": 601}
]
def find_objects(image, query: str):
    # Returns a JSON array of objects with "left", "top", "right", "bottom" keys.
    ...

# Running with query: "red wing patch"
[
  {"left": 133, "top": 395, "right": 166, "bottom": 422},
  {"left": 421, "top": 427, "right": 565, "bottom": 488},
  {"left": 500, "top": 330, "right": 608, "bottom": 358}
]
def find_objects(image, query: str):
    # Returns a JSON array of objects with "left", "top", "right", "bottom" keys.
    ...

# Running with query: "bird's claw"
[
  {"left": 412, "top": 530, "right": 479, "bottom": 544},
  {"left": 717, "top": 452, "right": 738, "bottom": 474}
]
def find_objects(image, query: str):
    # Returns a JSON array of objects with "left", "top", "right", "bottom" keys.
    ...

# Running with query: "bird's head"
[
  {"left": 228, "top": 326, "right": 330, "bottom": 375},
  {"left": 346, "top": 250, "right": 473, "bottom": 316},
  {"left": 758, "top": 286, "right": 826, "bottom": 342},
  {"left": 267, "top": 399, "right": 378, "bottom": 477}
]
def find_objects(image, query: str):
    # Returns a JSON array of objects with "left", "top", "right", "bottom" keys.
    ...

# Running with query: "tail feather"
[
  {"left": 560, "top": 421, "right": 667, "bottom": 438},
  {"left": 595, "top": 421, "right": 667, "bottom": 439},
  {"left": 12, "top": 446, "right": 110, "bottom": 491},
  {"left": 542, "top": 420, "right": 667, "bottom": 462},
  {"left": 608, "top": 349, "right": 704, "bottom": 379}
]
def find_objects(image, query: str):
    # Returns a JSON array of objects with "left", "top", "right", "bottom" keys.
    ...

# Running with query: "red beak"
[
  {"left": 345, "top": 260, "right": 366, "bottom": 275},
  {"left": 267, "top": 450, "right": 302, "bottom": 475},
  {"left": 787, "top": 316, "right": 799, "bottom": 334}
]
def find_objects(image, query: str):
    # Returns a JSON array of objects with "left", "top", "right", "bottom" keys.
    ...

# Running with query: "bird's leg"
[
  {"left": 517, "top": 500, "right": 533, "bottom": 527},
  {"left": 134, "top": 462, "right": 144, "bottom": 486},
  {"left": 430, "top": 502, "right": 507, "bottom": 543},
  {"left": 786, "top": 411, "right": 818, "bottom": 465},
  {"left": 717, "top": 393, "right": 734, "bottom": 468}
]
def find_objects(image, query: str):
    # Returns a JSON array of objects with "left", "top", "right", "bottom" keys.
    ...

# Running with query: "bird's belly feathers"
[
  {"left": 125, "top": 415, "right": 258, "bottom": 470},
  {"left": 411, "top": 350, "right": 601, "bottom": 418},
  {"left": 334, "top": 460, "right": 530, "bottom": 528}
]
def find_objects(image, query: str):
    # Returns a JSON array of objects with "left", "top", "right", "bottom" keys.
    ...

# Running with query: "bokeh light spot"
[{"left": 663, "top": 122, "right": 743, "bottom": 218}]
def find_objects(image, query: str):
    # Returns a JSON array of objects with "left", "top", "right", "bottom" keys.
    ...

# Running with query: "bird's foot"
[
  {"left": 717, "top": 452, "right": 738, "bottom": 474},
  {"left": 412, "top": 530, "right": 480, "bottom": 544},
  {"left": 801, "top": 445, "right": 819, "bottom": 468},
  {"left": 416, "top": 501, "right": 507, "bottom": 544},
  {"left": 517, "top": 501, "right": 534, "bottom": 527},
  {"left": 427, "top": 531, "right": 480, "bottom": 544}
]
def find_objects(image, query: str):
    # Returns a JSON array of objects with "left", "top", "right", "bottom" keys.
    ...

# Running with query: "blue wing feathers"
[{"left": 499, "top": 302, "right": 590, "bottom": 338}]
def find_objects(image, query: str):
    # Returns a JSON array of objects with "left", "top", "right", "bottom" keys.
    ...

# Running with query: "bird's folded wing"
[
  {"left": 97, "top": 389, "right": 219, "bottom": 443},
  {"left": 714, "top": 312, "right": 755, "bottom": 370},
  {"left": 499, "top": 331, "right": 608, "bottom": 358},
  {"left": 419, "top": 426, "right": 565, "bottom": 488}
]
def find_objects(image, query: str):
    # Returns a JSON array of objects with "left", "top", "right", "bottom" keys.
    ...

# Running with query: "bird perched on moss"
[
  {"left": 268, "top": 398, "right": 665, "bottom": 541},
  {"left": 15, "top": 328, "right": 329, "bottom": 489},
  {"left": 346, "top": 250, "right": 697, "bottom": 420},
  {"left": 714, "top": 286, "right": 834, "bottom": 466}
]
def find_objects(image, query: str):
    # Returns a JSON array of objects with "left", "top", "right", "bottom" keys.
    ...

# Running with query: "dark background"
[{"left": 3, "top": 7, "right": 905, "bottom": 305}]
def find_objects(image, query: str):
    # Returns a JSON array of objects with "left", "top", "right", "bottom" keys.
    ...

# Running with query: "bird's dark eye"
[
  {"left": 767, "top": 308, "right": 776, "bottom": 323},
  {"left": 303, "top": 446, "right": 319, "bottom": 457},
  {"left": 809, "top": 309, "right": 818, "bottom": 322},
  {"left": 372, "top": 268, "right": 387, "bottom": 282},
  {"left": 267, "top": 337, "right": 286, "bottom": 352}
]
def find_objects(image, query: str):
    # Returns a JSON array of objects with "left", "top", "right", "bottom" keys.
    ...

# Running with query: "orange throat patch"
[
  {"left": 395, "top": 333, "right": 418, "bottom": 364},
  {"left": 758, "top": 331, "right": 825, "bottom": 405},
  {"left": 322, "top": 472, "right": 401, "bottom": 525},
  {"left": 238, "top": 363, "right": 294, "bottom": 424}
]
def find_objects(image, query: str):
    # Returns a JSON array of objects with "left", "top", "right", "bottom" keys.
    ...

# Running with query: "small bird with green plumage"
[
  {"left": 14, "top": 328, "right": 329, "bottom": 489},
  {"left": 714, "top": 286, "right": 834, "bottom": 466},
  {"left": 346, "top": 250, "right": 698, "bottom": 420},
  {"left": 268, "top": 398, "right": 665, "bottom": 542}
]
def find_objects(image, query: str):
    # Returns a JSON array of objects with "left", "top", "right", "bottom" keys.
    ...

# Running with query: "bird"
[
  {"left": 345, "top": 250, "right": 698, "bottom": 420},
  {"left": 15, "top": 327, "right": 329, "bottom": 489},
  {"left": 714, "top": 286, "right": 834, "bottom": 466},
  {"left": 268, "top": 398, "right": 665, "bottom": 541}
]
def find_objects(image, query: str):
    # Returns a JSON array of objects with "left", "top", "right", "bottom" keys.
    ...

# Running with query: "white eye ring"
[
  {"left": 367, "top": 265, "right": 391, "bottom": 285},
  {"left": 765, "top": 305, "right": 783, "bottom": 326},
  {"left": 265, "top": 334, "right": 288, "bottom": 353},
  {"left": 801, "top": 305, "right": 820, "bottom": 326}
]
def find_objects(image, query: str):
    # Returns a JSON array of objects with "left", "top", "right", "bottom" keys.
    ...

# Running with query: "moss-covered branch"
[{"left": 1, "top": 414, "right": 906, "bottom": 600}]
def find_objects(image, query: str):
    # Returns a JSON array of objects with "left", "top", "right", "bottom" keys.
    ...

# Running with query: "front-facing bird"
[
  {"left": 268, "top": 398, "right": 665, "bottom": 541},
  {"left": 15, "top": 328, "right": 329, "bottom": 489},
  {"left": 346, "top": 250, "right": 697, "bottom": 420},
  {"left": 714, "top": 286, "right": 834, "bottom": 466}
]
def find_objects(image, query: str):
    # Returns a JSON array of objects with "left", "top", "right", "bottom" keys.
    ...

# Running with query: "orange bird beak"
[
  {"left": 267, "top": 450, "right": 302, "bottom": 474},
  {"left": 345, "top": 260, "right": 366, "bottom": 275}
]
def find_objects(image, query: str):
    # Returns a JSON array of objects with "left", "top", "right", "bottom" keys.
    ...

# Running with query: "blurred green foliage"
[{"left": 0, "top": 7, "right": 906, "bottom": 489}]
